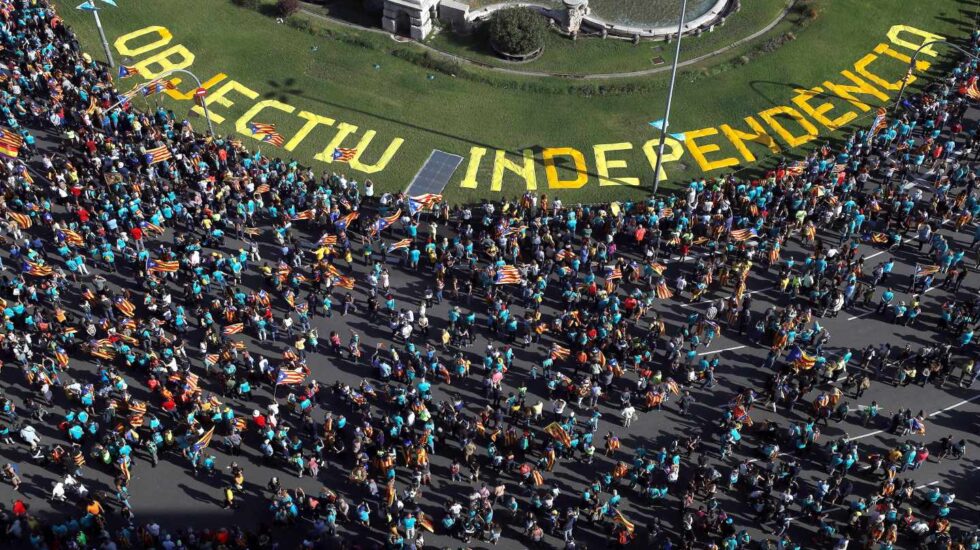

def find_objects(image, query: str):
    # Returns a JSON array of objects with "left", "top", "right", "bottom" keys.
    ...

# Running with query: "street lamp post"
[
  {"left": 651, "top": 0, "right": 688, "bottom": 196},
  {"left": 78, "top": 1, "right": 116, "bottom": 69},
  {"left": 892, "top": 38, "right": 980, "bottom": 114},
  {"left": 106, "top": 69, "right": 217, "bottom": 136}
]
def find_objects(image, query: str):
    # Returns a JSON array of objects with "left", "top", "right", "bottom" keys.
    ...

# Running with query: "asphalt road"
[{"left": 0, "top": 127, "right": 977, "bottom": 549}]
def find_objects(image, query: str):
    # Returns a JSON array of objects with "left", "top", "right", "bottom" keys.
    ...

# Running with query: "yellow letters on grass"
[
  {"left": 314, "top": 123, "right": 359, "bottom": 163},
  {"left": 641, "top": 138, "right": 684, "bottom": 183},
  {"left": 491, "top": 150, "right": 537, "bottom": 192},
  {"left": 887, "top": 25, "right": 945, "bottom": 57},
  {"left": 683, "top": 127, "right": 738, "bottom": 172},
  {"left": 285, "top": 111, "right": 336, "bottom": 152},
  {"left": 163, "top": 74, "right": 227, "bottom": 101},
  {"left": 459, "top": 147, "right": 487, "bottom": 189},
  {"left": 348, "top": 131, "right": 404, "bottom": 174},
  {"left": 759, "top": 106, "right": 819, "bottom": 148},
  {"left": 791, "top": 87, "right": 856, "bottom": 131},
  {"left": 132, "top": 45, "right": 195, "bottom": 79},
  {"left": 191, "top": 80, "right": 258, "bottom": 124},
  {"left": 595, "top": 143, "right": 639, "bottom": 187},
  {"left": 823, "top": 71, "right": 888, "bottom": 112},
  {"left": 235, "top": 100, "right": 296, "bottom": 142},
  {"left": 854, "top": 50, "right": 907, "bottom": 92},
  {"left": 114, "top": 26, "right": 172, "bottom": 57},
  {"left": 542, "top": 147, "right": 588, "bottom": 189},
  {"left": 719, "top": 117, "right": 780, "bottom": 163}
]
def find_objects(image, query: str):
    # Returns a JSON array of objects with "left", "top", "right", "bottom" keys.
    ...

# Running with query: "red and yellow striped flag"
[
  {"left": 7, "top": 211, "right": 32, "bottom": 229},
  {"left": 0, "top": 126, "right": 24, "bottom": 158},
  {"left": 550, "top": 344, "right": 571, "bottom": 361},
  {"left": 63, "top": 229, "right": 85, "bottom": 246},
  {"left": 494, "top": 265, "right": 522, "bottom": 285},
  {"left": 115, "top": 298, "right": 136, "bottom": 318}
]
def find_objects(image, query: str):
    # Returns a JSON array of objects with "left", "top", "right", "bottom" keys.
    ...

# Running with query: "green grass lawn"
[
  {"left": 423, "top": 0, "right": 791, "bottom": 75},
  {"left": 56, "top": 0, "right": 972, "bottom": 204}
]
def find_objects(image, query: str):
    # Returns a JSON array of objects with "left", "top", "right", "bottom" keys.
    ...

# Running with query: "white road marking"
[
  {"left": 847, "top": 311, "right": 875, "bottom": 321},
  {"left": 699, "top": 345, "right": 747, "bottom": 356},
  {"left": 846, "top": 394, "right": 980, "bottom": 442}
]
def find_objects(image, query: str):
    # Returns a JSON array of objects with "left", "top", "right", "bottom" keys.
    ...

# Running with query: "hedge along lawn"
[
  {"left": 56, "top": 0, "right": 972, "bottom": 205},
  {"left": 422, "top": 0, "right": 792, "bottom": 75}
]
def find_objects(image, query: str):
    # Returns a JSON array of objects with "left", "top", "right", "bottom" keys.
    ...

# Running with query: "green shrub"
[
  {"left": 231, "top": 0, "right": 261, "bottom": 9},
  {"left": 391, "top": 49, "right": 462, "bottom": 76},
  {"left": 487, "top": 7, "right": 547, "bottom": 56},
  {"left": 277, "top": 0, "right": 300, "bottom": 16},
  {"left": 286, "top": 15, "right": 314, "bottom": 33}
]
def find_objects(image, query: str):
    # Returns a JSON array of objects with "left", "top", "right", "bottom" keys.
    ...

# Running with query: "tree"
[
  {"left": 487, "top": 7, "right": 546, "bottom": 56},
  {"left": 277, "top": 0, "right": 300, "bottom": 16}
]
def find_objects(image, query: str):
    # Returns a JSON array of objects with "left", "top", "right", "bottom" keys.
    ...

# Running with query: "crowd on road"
[{"left": 0, "top": 1, "right": 978, "bottom": 549}]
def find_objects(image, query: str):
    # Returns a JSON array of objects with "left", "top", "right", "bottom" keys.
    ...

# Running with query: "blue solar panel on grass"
[{"left": 405, "top": 150, "right": 463, "bottom": 196}]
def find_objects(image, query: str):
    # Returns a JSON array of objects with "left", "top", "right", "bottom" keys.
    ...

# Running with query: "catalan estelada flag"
[
  {"left": 144, "top": 145, "right": 172, "bottom": 165},
  {"left": 7, "top": 211, "right": 32, "bottom": 229},
  {"left": 142, "top": 222, "right": 165, "bottom": 235},
  {"left": 387, "top": 238, "right": 412, "bottom": 253},
  {"left": 19, "top": 165, "right": 33, "bottom": 185},
  {"left": 62, "top": 229, "right": 85, "bottom": 247},
  {"left": 114, "top": 297, "right": 136, "bottom": 317},
  {"left": 191, "top": 426, "right": 215, "bottom": 452},
  {"left": 276, "top": 368, "right": 306, "bottom": 385},
  {"left": 794, "top": 352, "right": 818, "bottom": 370},
  {"left": 223, "top": 323, "right": 244, "bottom": 336},
  {"left": 334, "top": 276, "right": 356, "bottom": 290},
  {"left": 729, "top": 228, "right": 757, "bottom": 241},
  {"left": 117, "top": 65, "right": 139, "bottom": 78},
  {"left": 614, "top": 510, "right": 635, "bottom": 533},
  {"left": 24, "top": 261, "right": 53, "bottom": 277},
  {"left": 870, "top": 232, "right": 889, "bottom": 244},
  {"left": 248, "top": 122, "right": 276, "bottom": 135},
  {"left": 494, "top": 265, "right": 522, "bottom": 285},
  {"left": 331, "top": 147, "right": 356, "bottom": 162},
  {"left": 550, "top": 344, "right": 570, "bottom": 361},
  {"left": 543, "top": 422, "right": 572, "bottom": 447},
  {"left": 146, "top": 258, "right": 180, "bottom": 273},
  {"left": 371, "top": 209, "right": 401, "bottom": 235},
  {"left": 868, "top": 107, "right": 888, "bottom": 144},
  {"left": 967, "top": 79, "right": 980, "bottom": 100},
  {"left": 655, "top": 280, "right": 674, "bottom": 299},
  {"left": 261, "top": 131, "right": 285, "bottom": 147},
  {"left": 0, "top": 126, "right": 24, "bottom": 158},
  {"left": 785, "top": 160, "right": 806, "bottom": 177},
  {"left": 336, "top": 211, "right": 359, "bottom": 231},
  {"left": 318, "top": 233, "right": 338, "bottom": 246}
]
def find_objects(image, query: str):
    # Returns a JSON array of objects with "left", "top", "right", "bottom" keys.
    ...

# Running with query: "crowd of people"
[{"left": 0, "top": 0, "right": 978, "bottom": 548}]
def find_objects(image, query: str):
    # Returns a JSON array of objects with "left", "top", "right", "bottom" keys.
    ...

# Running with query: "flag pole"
[
  {"left": 92, "top": 8, "right": 115, "bottom": 68},
  {"left": 651, "top": 0, "right": 688, "bottom": 196},
  {"left": 82, "top": 2, "right": 116, "bottom": 68}
]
